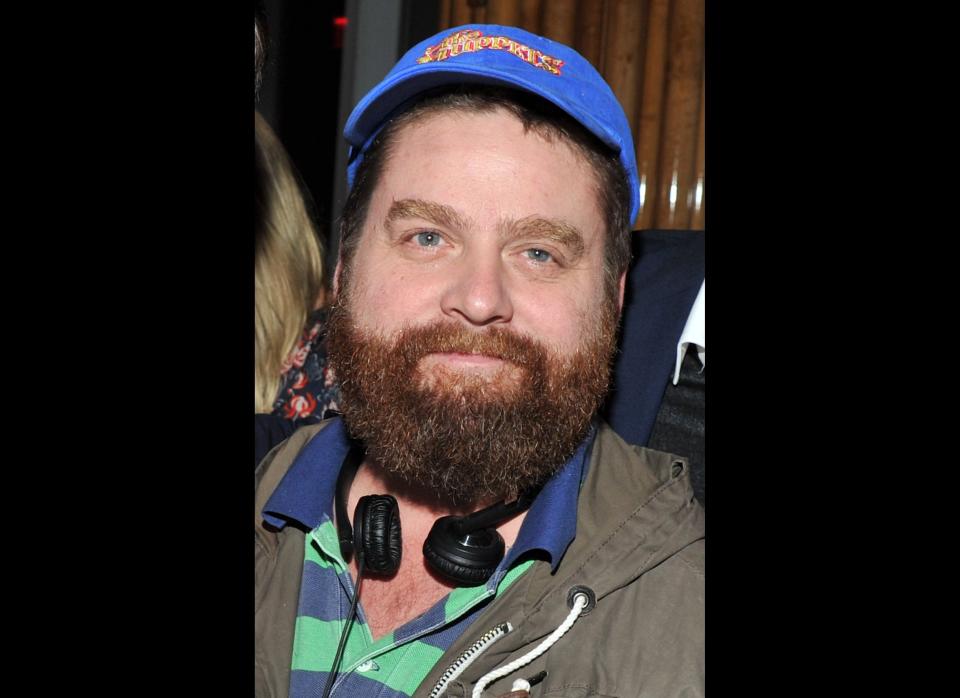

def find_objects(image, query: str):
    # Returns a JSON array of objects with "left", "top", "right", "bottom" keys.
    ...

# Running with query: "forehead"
[{"left": 371, "top": 107, "right": 605, "bottom": 234}]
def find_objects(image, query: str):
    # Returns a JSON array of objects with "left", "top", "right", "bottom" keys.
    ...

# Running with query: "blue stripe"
[
  {"left": 290, "top": 669, "right": 410, "bottom": 698},
  {"left": 415, "top": 604, "right": 488, "bottom": 651},
  {"left": 298, "top": 561, "right": 366, "bottom": 624}
]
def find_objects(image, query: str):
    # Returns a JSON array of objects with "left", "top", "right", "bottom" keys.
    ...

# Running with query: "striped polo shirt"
[{"left": 262, "top": 418, "right": 594, "bottom": 697}]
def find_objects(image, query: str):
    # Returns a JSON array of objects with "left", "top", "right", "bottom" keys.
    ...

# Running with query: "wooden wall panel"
[
  {"left": 446, "top": 0, "right": 488, "bottom": 25},
  {"left": 434, "top": 0, "right": 705, "bottom": 231},
  {"left": 449, "top": 0, "right": 472, "bottom": 26},
  {"left": 634, "top": 0, "right": 670, "bottom": 229},
  {"left": 603, "top": 1, "right": 646, "bottom": 141},
  {"left": 575, "top": 0, "right": 608, "bottom": 70},
  {"left": 691, "top": 76, "right": 705, "bottom": 230},
  {"left": 470, "top": 1, "right": 487, "bottom": 24},
  {"left": 653, "top": 0, "right": 703, "bottom": 229},
  {"left": 485, "top": 0, "right": 518, "bottom": 26},
  {"left": 438, "top": 0, "right": 451, "bottom": 28},
  {"left": 517, "top": 0, "right": 542, "bottom": 34},
  {"left": 540, "top": 0, "right": 577, "bottom": 45}
]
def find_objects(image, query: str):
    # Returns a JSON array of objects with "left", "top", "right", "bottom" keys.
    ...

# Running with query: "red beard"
[{"left": 326, "top": 299, "right": 618, "bottom": 506}]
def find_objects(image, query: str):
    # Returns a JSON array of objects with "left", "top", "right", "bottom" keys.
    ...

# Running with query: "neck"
[{"left": 342, "top": 456, "right": 529, "bottom": 641}]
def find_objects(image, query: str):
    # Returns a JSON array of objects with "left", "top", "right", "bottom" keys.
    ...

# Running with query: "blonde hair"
[{"left": 255, "top": 111, "right": 326, "bottom": 413}]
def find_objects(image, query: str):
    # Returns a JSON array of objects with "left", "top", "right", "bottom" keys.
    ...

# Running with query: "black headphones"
[{"left": 334, "top": 446, "right": 535, "bottom": 585}]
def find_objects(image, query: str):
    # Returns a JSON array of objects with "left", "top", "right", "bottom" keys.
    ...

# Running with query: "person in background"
[
  {"left": 603, "top": 231, "right": 705, "bottom": 506},
  {"left": 254, "top": 5, "right": 339, "bottom": 466},
  {"left": 254, "top": 112, "right": 337, "bottom": 419}
]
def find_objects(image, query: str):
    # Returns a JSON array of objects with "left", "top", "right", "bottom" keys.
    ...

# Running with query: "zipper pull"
[{"left": 429, "top": 622, "right": 513, "bottom": 697}]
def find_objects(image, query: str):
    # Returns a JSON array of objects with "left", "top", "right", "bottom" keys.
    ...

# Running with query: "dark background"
[
  {"left": 257, "top": 0, "right": 441, "bottom": 277},
  {"left": 11, "top": 2, "right": 876, "bottom": 693},
  {"left": 257, "top": 0, "right": 346, "bottom": 253}
]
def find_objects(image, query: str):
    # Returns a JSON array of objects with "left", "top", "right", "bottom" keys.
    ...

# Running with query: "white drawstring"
[{"left": 471, "top": 592, "right": 590, "bottom": 698}]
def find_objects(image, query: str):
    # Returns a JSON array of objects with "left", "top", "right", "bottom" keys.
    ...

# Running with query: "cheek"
[
  {"left": 348, "top": 263, "right": 437, "bottom": 329},
  {"left": 515, "top": 288, "right": 595, "bottom": 351}
]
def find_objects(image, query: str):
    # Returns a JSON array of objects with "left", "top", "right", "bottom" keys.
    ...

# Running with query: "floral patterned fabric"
[{"left": 271, "top": 309, "right": 340, "bottom": 425}]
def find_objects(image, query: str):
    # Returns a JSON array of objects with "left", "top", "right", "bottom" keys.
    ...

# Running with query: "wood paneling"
[
  {"left": 446, "top": 0, "right": 488, "bottom": 25},
  {"left": 449, "top": 0, "right": 472, "bottom": 26},
  {"left": 691, "top": 76, "right": 705, "bottom": 230},
  {"left": 575, "top": 0, "right": 607, "bottom": 70},
  {"left": 485, "top": 0, "right": 518, "bottom": 26},
  {"left": 540, "top": 0, "right": 577, "bottom": 45},
  {"left": 603, "top": 1, "right": 646, "bottom": 138},
  {"left": 470, "top": 1, "right": 487, "bottom": 24},
  {"left": 435, "top": 0, "right": 706, "bottom": 231},
  {"left": 517, "top": 0, "right": 542, "bottom": 34},
  {"left": 634, "top": 0, "right": 671, "bottom": 229},
  {"left": 653, "top": 0, "right": 703, "bottom": 229}
]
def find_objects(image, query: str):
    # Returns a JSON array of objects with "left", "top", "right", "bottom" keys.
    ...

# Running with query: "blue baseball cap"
[{"left": 344, "top": 24, "right": 640, "bottom": 226}]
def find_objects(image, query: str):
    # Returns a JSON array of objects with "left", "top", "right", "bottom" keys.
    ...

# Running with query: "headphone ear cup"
[
  {"left": 422, "top": 516, "right": 505, "bottom": 586},
  {"left": 354, "top": 494, "right": 402, "bottom": 575}
]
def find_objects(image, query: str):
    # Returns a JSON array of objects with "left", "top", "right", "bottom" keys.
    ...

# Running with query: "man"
[{"left": 256, "top": 24, "right": 704, "bottom": 698}]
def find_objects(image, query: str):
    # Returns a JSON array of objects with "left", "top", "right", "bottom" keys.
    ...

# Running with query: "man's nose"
[{"left": 439, "top": 251, "right": 514, "bottom": 327}]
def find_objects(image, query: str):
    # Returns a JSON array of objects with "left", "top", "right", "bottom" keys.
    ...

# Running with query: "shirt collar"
[
  {"left": 261, "top": 417, "right": 593, "bottom": 573},
  {"left": 502, "top": 427, "right": 593, "bottom": 572},
  {"left": 673, "top": 280, "right": 705, "bottom": 385},
  {"left": 262, "top": 417, "right": 351, "bottom": 530}
]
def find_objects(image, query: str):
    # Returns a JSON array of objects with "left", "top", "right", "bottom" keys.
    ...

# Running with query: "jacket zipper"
[{"left": 429, "top": 622, "right": 513, "bottom": 698}]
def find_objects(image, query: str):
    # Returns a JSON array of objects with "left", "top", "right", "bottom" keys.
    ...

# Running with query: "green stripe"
[
  {"left": 443, "top": 581, "right": 488, "bottom": 618},
  {"left": 291, "top": 617, "right": 375, "bottom": 672},
  {"left": 293, "top": 553, "right": 536, "bottom": 685},
  {"left": 375, "top": 641, "right": 447, "bottom": 695},
  {"left": 443, "top": 559, "right": 534, "bottom": 619}
]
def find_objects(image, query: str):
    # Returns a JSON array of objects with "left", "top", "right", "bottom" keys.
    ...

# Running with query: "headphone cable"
[{"left": 321, "top": 555, "right": 365, "bottom": 698}]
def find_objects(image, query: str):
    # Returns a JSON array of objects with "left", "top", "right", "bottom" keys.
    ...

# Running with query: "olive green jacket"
[{"left": 255, "top": 421, "right": 704, "bottom": 697}]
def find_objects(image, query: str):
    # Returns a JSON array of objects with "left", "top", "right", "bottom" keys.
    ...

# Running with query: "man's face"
[
  {"left": 344, "top": 108, "right": 617, "bottom": 364},
  {"left": 328, "top": 108, "right": 623, "bottom": 505}
]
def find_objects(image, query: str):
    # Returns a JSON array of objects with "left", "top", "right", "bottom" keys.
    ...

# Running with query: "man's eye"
[
  {"left": 525, "top": 248, "right": 553, "bottom": 263},
  {"left": 414, "top": 231, "right": 443, "bottom": 247}
]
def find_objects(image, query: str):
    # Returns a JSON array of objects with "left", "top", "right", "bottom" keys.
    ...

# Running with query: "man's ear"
[{"left": 617, "top": 271, "right": 627, "bottom": 313}]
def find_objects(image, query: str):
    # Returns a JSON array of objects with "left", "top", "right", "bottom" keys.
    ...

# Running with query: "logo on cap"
[{"left": 416, "top": 29, "right": 564, "bottom": 76}]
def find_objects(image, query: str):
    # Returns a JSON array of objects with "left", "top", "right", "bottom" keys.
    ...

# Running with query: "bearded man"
[{"left": 255, "top": 24, "right": 704, "bottom": 698}]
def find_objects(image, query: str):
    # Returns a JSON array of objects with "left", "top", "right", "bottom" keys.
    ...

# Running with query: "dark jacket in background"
[{"left": 602, "top": 229, "right": 705, "bottom": 505}]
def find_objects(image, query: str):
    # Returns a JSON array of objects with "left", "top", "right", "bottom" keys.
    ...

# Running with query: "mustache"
[{"left": 387, "top": 321, "right": 548, "bottom": 368}]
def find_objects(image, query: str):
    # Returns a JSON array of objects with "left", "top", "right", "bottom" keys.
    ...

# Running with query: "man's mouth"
[
  {"left": 420, "top": 352, "right": 509, "bottom": 370},
  {"left": 424, "top": 351, "right": 504, "bottom": 368}
]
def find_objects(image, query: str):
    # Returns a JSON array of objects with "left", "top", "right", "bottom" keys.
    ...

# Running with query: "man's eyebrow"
[
  {"left": 501, "top": 216, "right": 586, "bottom": 261},
  {"left": 385, "top": 198, "right": 469, "bottom": 231}
]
